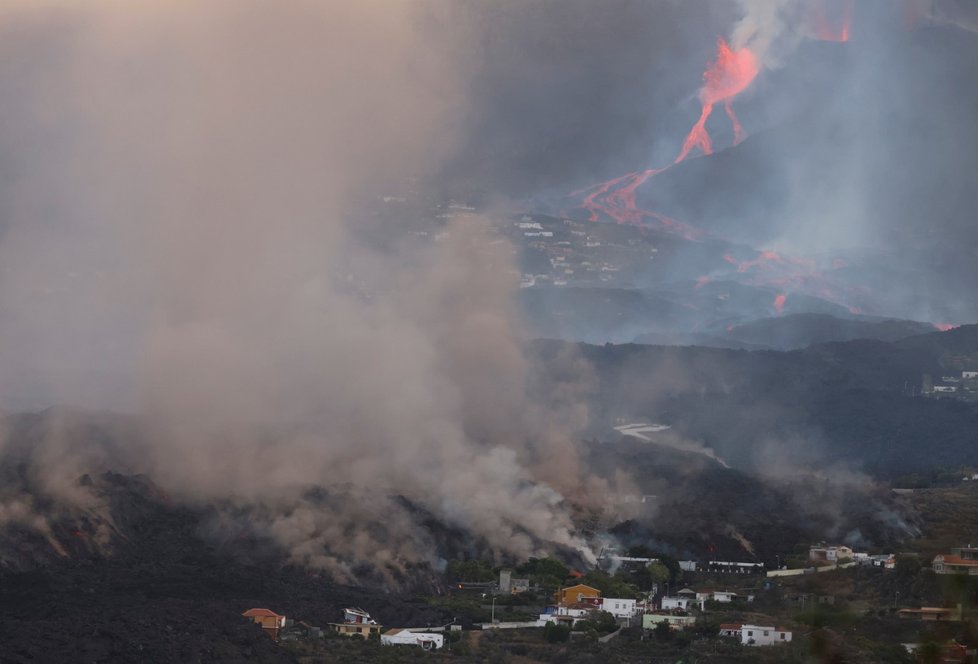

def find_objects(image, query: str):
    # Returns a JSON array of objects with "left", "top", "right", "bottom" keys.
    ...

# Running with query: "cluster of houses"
[
  {"left": 506, "top": 214, "right": 656, "bottom": 289},
  {"left": 245, "top": 541, "right": 978, "bottom": 654},
  {"left": 242, "top": 606, "right": 447, "bottom": 651},
  {"left": 596, "top": 548, "right": 764, "bottom": 576},
  {"left": 535, "top": 583, "right": 643, "bottom": 629},
  {"left": 925, "top": 370, "right": 978, "bottom": 401},
  {"left": 809, "top": 543, "right": 895, "bottom": 568},
  {"left": 529, "top": 583, "right": 792, "bottom": 647}
]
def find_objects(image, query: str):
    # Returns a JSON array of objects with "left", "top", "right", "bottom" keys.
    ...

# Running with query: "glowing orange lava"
[
  {"left": 573, "top": 38, "right": 758, "bottom": 236},
  {"left": 675, "top": 38, "right": 759, "bottom": 163},
  {"left": 566, "top": 27, "right": 869, "bottom": 315},
  {"left": 934, "top": 323, "right": 957, "bottom": 332}
]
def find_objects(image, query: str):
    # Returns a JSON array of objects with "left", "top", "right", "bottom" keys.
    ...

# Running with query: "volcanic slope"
[
  {"left": 630, "top": 27, "right": 978, "bottom": 317},
  {"left": 0, "top": 469, "right": 455, "bottom": 663},
  {"left": 533, "top": 325, "right": 978, "bottom": 477}
]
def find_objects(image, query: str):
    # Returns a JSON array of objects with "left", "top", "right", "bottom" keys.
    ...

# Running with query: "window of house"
[
  {"left": 764, "top": 630, "right": 769, "bottom": 636},
  {"left": 780, "top": 633, "right": 786, "bottom": 640},
  {"left": 747, "top": 631, "right": 753, "bottom": 636},
  {"left": 356, "top": 627, "right": 362, "bottom": 633}
]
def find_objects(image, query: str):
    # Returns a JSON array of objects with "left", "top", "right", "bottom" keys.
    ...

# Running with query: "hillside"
[
  {"left": 533, "top": 326, "right": 978, "bottom": 476},
  {"left": 718, "top": 313, "right": 937, "bottom": 351}
]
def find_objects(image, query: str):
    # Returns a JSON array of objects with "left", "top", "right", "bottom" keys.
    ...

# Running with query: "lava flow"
[
  {"left": 675, "top": 38, "right": 759, "bottom": 163},
  {"left": 574, "top": 38, "right": 759, "bottom": 237}
]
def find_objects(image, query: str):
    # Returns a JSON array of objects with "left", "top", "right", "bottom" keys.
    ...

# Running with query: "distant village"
[
  {"left": 239, "top": 541, "right": 978, "bottom": 661},
  {"left": 924, "top": 370, "right": 978, "bottom": 403}
]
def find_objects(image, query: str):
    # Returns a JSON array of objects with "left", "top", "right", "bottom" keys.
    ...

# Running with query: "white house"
[
  {"left": 599, "top": 598, "right": 637, "bottom": 619},
  {"left": 538, "top": 605, "right": 592, "bottom": 627},
  {"left": 381, "top": 629, "right": 444, "bottom": 650},
  {"left": 711, "top": 590, "right": 748, "bottom": 603},
  {"left": 643, "top": 612, "right": 697, "bottom": 631},
  {"left": 962, "top": 371, "right": 978, "bottom": 379},
  {"left": 809, "top": 545, "right": 854, "bottom": 562},
  {"left": 661, "top": 596, "right": 704, "bottom": 611},
  {"left": 741, "top": 624, "right": 792, "bottom": 646}
]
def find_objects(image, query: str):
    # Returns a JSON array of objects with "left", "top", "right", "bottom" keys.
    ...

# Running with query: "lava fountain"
[{"left": 674, "top": 38, "right": 759, "bottom": 163}]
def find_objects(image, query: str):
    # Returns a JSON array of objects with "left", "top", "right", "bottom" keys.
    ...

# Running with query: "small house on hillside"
[
  {"left": 539, "top": 605, "right": 591, "bottom": 628},
  {"left": 809, "top": 544, "right": 854, "bottom": 563},
  {"left": 661, "top": 596, "right": 704, "bottom": 611},
  {"left": 243, "top": 608, "right": 287, "bottom": 638},
  {"left": 933, "top": 548, "right": 978, "bottom": 575},
  {"left": 556, "top": 584, "right": 600, "bottom": 606},
  {"left": 499, "top": 570, "right": 530, "bottom": 594},
  {"left": 329, "top": 607, "right": 383, "bottom": 638},
  {"left": 643, "top": 610, "right": 697, "bottom": 631},
  {"left": 381, "top": 628, "right": 444, "bottom": 650},
  {"left": 897, "top": 606, "right": 962, "bottom": 621},
  {"left": 600, "top": 597, "right": 637, "bottom": 620},
  {"left": 741, "top": 624, "right": 792, "bottom": 646}
]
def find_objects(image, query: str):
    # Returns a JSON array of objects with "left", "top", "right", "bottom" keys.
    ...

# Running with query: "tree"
[
  {"left": 647, "top": 561, "right": 670, "bottom": 584},
  {"left": 580, "top": 569, "right": 639, "bottom": 599},
  {"left": 543, "top": 622, "right": 570, "bottom": 643},
  {"left": 575, "top": 610, "right": 619, "bottom": 636}
]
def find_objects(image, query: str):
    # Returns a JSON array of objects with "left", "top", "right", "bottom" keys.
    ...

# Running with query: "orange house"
[
  {"left": 556, "top": 584, "right": 601, "bottom": 606},
  {"left": 243, "top": 608, "right": 287, "bottom": 638}
]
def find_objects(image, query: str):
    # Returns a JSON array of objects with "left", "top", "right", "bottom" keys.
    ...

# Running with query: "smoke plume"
[{"left": 0, "top": 1, "right": 608, "bottom": 582}]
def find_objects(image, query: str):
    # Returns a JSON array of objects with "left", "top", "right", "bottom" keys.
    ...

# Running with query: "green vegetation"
[
  {"left": 578, "top": 568, "right": 640, "bottom": 599},
  {"left": 543, "top": 622, "right": 570, "bottom": 643},
  {"left": 515, "top": 556, "right": 570, "bottom": 595},
  {"left": 573, "top": 610, "right": 618, "bottom": 636}
]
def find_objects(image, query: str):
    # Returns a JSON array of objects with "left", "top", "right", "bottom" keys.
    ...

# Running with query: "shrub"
[{"left": 543, "top": 622, "right": 571, "bottom": 643}]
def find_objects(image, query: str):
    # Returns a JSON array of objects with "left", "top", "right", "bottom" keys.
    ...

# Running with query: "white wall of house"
[
  {"left": 600, "top": 598, "right": 636, "bottom": 618},
  {"left": 381, "top": 630, "right": 444, "bottom": 650},
  {"left": 661, "top": 596, "right": 703, "bottom": 611},
  {"left": 741, "top": 625, "right": 791, "bottom": 646}
]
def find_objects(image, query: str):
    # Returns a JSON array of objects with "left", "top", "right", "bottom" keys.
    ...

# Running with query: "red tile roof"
[
  {"left": 719, "top": 623, "right": 742, "bottom": 630},
  {"left": 243, "top": 608, "right": 282, "bottom": 618}
]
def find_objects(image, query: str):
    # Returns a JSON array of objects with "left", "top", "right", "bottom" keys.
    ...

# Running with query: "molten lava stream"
[{"left": 570, "top": 38, "right": 759, "bottom": 238}]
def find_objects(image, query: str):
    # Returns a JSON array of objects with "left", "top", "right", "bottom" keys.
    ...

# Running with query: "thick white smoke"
[{"left": 0, "top": 1, "right": 608, "bottom": 582}]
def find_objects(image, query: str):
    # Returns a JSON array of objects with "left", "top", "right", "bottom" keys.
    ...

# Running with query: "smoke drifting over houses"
[{"left": 0, "top": 0, "right": 976, "bottom": 583}]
